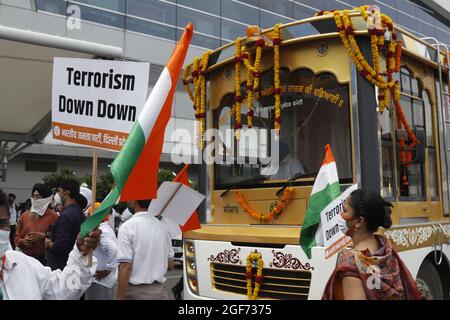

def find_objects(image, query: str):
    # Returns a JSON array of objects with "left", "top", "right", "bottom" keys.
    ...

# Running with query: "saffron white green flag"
[
  {"left": 300, "top": 144, "right": 340, "bottom": 259},
  {"left": 79, "top": 24, "right": 193, "bottom": 239}
]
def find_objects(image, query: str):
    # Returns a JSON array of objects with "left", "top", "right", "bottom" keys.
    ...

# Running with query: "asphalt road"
[{"left": 165, "top": 263, "right": 183, "bottom": 300}]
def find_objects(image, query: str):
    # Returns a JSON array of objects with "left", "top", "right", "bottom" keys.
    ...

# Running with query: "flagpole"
[{"left": 88, "top": 148, "right": 98, "bottom": 267}]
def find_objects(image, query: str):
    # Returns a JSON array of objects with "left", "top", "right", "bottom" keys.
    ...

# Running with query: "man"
[
  {"left": 15, "top": 184, "right": 59, "bottom": 265},
  {"left": 117, "top": 199, "right": 174, "bottom": 300},
  {"left": 7, "top": 194, "right": 17, "bottom": 249},
  {"left": 85, "top": 203, "right": 118, "bottom": 300},
  {"left": 45, "top": 179, "right": 85, "bottom": 271},
  {"left": 0, "top": 188, "right": 101, "bottom": 300}
]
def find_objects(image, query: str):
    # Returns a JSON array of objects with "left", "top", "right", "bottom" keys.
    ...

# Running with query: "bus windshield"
[{"left": 214, "top": 68, "right": 352, "bottom": 188}]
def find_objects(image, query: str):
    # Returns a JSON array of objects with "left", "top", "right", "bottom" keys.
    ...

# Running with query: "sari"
[{"left": 322, "top": 235, "right": 421, "bottom": 300}]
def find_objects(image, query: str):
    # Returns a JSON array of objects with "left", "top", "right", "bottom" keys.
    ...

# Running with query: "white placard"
[
  {"left": 321, "top": 184, "right": 358, "bottom": 259},
  {"left": 51, "top": 57, "right": 149, "bottom": 151},
  {"left": 148, "top": 182, "right": 205, "bottom": 232}
]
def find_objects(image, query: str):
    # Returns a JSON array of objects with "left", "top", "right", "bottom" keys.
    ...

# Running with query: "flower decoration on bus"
[{"left": 235, "top": 187, "right": 293, "bottom": 222}]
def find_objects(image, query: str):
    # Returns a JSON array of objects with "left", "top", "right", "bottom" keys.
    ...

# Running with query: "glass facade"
[{"left": 35, "top": 0, "right": 449, "bottom": 49}]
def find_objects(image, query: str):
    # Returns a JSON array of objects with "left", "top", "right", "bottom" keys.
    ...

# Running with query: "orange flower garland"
[
  {"left": 235, "top": 187, "right": 293, "bottom": 222},
  {"left": 234, "top": 38, "right": 243, "bottom": 138},
  {"left": 182, "top": 52, "right": 211, "bottom": 149},
  {"left": 273, "top": 24, "right": 282, "bottom": 132},
  {"left": 246, "top": 251, "right": 263, "bottom": 300},
  {"left": 242, "top": 37, "right": 264, "bottom": 129},
  {"left": 332, "top": 7, "right": 418, "bottom": 160}
]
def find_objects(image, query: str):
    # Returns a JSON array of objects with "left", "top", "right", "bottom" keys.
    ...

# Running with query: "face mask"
[
  {"left": 31, "top": 195, "right": 53, "bottom": 217},
  {"left": 339, "top": 212, "right": 359, "bottom": 237},
  {"left": 54, "top": 192, "right": 62, "bottom": 207},
  {"left": 0, "top": 229, "right": 11, "bottom": 257}
]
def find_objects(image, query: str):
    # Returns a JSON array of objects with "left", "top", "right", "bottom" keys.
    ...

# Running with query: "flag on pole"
[
  {"left": 79, "top": 23, "right": 194, "bottom": 239},
  {"left": 300, "top": 144, "right": 340, "bottom": 259},
  {"left": 173, "top": 164, "right": 202, "bottom": 232}
]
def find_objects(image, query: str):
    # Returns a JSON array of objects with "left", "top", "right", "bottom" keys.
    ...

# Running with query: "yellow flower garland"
[
  {"left": 242, "top": 38, "right": 264, "bottom": 130},
  {"left": 332, "top": 6, "right": 418, "bottom": 156},
  {"left": 181, "top": 52, "right": 211, "bottom": 149},
  {"left": 235, "top": 187, "right": 293, "bottom": 222},
  {"left": 234, "top": 38, "right": 242, "bottom": 139},
  {"left": 273, "top": 24, "right": 282, "bottom": 132},
  {"left": 246, "top": 251, "right": 263, "bottom": 300}
]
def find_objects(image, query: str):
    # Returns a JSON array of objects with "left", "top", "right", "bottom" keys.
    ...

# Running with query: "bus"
[{"left": 181, "top": 7, "right": 450, "bottom": 300}]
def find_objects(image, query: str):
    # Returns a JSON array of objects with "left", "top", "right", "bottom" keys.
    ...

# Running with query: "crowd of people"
[
  {"left": 0, "top": 178, "right": 178, "bottom": 300},
  {"left": 1, "top": 179, "right": 422, "bottom": 300}
]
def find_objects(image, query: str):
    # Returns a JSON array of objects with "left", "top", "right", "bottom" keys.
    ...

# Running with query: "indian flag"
[
  {"left": 79, "top": 23, "right": 193, "bottom": 239},
  {"left": 300, "top": 144, "right": 340, "bottom": 259}
]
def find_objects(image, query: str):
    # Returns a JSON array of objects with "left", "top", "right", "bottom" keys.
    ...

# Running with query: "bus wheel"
[{"left": 416, "top": 259, "right": 444, "bottom": 300}]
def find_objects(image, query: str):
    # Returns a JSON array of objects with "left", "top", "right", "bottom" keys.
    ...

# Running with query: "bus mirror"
[{"left": 411, "top": 128, "right": 425, "bottom": 165}]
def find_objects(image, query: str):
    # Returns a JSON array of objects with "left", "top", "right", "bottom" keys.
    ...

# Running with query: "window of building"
[
  {"left": 25, "top": 160, "right": 57, "bottom": 173},
  {"left": 127, "top": 16, "right": 175, "bottom": 40},
  {"left": 72, "top": 2, "right": 125, "bottom": 29},
  {"left": 177, "top": 7, "right": 220, "bottom": 38},
  {"left": 35, "top": 0, "right": 66, "bottom": 15},
  {"left": 177, "top": 0, "right": 220, "bottom": 16},
  {"left": 127, "top": 0, "right": 176, "bottom": 26},
  {"left": 73, "top": 0, "right": 126, "bottom": 13},
  {"left": 221, "top": 0, "right": 259, "bottom": 25}
]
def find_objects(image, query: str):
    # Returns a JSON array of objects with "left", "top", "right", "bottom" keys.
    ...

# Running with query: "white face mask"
[
  {"left": 53, "top": 193, "right": 62, "bottom": 207},
  {"left": 0, "top": 229, "right": 11, "bottom": 257},
  {"left": 31, "top": 195, "right": 53, "bottom": 217}
]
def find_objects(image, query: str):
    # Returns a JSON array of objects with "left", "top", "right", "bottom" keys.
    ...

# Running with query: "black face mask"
[{"left": 127, "top": 205, "right": 135, "bottom": 215}]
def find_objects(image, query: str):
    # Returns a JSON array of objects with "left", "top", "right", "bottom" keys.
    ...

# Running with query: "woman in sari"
[{"left": 322, "top": 189, "right": 421, "bottom": 300}]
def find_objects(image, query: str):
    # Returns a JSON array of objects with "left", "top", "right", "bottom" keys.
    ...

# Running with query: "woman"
[
  {"left": 322, "top": 189, "right": 421, "bottom": 300},
  {"left": 14, "top": 183, "right": 59, "bottom": 265}
]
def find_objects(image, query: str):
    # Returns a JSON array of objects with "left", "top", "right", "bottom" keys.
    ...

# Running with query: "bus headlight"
[{"left": 184, "top": 239, "right": 198, "bottom": 294}]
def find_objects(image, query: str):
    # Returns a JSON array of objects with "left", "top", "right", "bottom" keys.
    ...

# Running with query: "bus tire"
[{"left": 416, "top": 259, "right": 444, "bottom": 300}]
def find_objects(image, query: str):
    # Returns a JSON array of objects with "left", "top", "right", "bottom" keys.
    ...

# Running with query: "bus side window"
[{"left": 396, "top": 67, "right": 426, "bottom": 201}]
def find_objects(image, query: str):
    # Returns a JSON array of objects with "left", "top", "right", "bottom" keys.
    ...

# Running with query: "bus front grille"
[{"left": 210, "top": 263, "right": 312, "bottom": 300}]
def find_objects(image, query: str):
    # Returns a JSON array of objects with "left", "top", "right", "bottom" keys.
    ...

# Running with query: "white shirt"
[
  {"left": 117, "top": 211, "right": 174, "bottom": 285},
  {"left": 93, "top": 222, "right": 118, "bottom": 288},
  {"left": 0, "top": 244, "right": 97, "bottom": 300},
  {"left": 9, "top": 205, "right": 17, "bottom": 226}
]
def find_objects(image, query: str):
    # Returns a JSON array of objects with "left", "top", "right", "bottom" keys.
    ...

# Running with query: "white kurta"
[{"left": 0, "top": 244, "right": 97, "bottom": 300}]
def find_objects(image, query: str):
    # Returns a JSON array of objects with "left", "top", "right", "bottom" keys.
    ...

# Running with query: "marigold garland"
[
  {"left": 241, "top": 38, "right": 264, "bottom": 130},
  {"left": 182, "top": 51, "right": 211, "bottom": 149},
  {"left": 234, "top": 38, "right": 243, "bottom": 139},
  {"left": 332, "top": 6, "right": 418, "bottom": 161},
  {"left": 246, "top": 251, "right": 263, "bottom": 300},
  {"left": 273, "top": 24, "right": 282, "bottom": 132},
  {"left": 235, "top": 187, "right": 293, "bottom": 222}
]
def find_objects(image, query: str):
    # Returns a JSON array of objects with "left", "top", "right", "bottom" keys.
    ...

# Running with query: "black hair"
[
  {"left": 8, "top": 193, "right": 16, "bottom": 199},
  {"left": 137, "top": 199, "right": 152, "bottom": 209},
  {"left": 58, "top": 179, "right": 80, "bottom": 199},
  {"left": 77, "top": 195, "right": 88, "bottom": 211},
  {"left": 0, "top": 189, "right": 10, "bottom": 216},
  {"left": 349, "top": 189, "right": 393, "bottom": 232}
]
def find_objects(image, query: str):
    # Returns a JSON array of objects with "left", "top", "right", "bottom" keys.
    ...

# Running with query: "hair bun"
[{"left": 381, "top": 201, "right": 393, "bottom": 229}]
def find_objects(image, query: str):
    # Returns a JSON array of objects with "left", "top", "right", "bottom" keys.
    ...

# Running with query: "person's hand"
[
  {"left": 45, "top": 238, "right": 53, "bottom": 249},
  {"left": 28, "top": 232, "right": 45, "bottom": 242},
  {"left": 95, "top": 270, "right": 111, "bottom": 281},
  {"left": 76, "top": 228, "right": 102, "bottom": 256},
  {"left": 21, "top": 238, "right": 32, "bottom": 248}
]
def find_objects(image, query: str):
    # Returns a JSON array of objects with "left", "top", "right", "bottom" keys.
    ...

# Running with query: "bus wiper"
[
  {"left": 275, "top": 171, "right": 318, "bottom": 196},
  {"left": 220, "top": 175, "right": 268, "bottom": 197}
]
